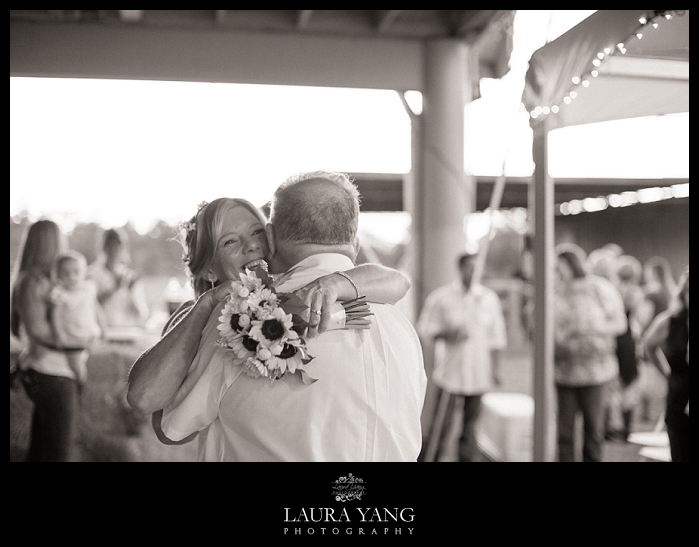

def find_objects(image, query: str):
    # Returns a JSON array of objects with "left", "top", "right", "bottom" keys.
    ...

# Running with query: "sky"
[{"left": 10, "top": 10, "right": 688, "bottom": 234}]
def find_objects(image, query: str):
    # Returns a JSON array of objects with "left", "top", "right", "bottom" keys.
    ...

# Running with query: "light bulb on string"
[{"left": 529, "top": 10, "right": 684, "bottom": 122}]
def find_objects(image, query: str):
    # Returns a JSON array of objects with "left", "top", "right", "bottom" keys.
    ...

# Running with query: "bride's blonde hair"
[{"left": 177, "top": 198, "right": 268, "bottom": 297}]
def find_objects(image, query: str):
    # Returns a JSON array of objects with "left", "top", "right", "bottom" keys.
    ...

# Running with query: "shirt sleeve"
[
  {"left": 485, "top": 289, "right": 508, "bottom": 350},
  {"left": 159, "top": 300, "right": 244, "bottom": 442},
  {"left": 592, "top": 276, "right": 628, "bottom": 336},
  {"left": 415, "top": 289, "right": 445, "bottom": 340}
]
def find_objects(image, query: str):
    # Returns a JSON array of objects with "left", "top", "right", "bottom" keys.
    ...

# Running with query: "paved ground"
[{"left": 432, "top": 343, "right": 670, "bottom": 463}]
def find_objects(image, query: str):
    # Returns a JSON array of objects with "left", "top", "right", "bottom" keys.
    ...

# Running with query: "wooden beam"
[
  {"left": 10, "top": 19, "right": 425, "bottom": 91},
  {"left": 118, "top": 10, "right": 144, "bottom": 23},
  {"left": 297, "top": 10, "right": 313, "bottom": 30},
  {"left": 376, "top": 10, "right": 402, "bottom": 33},
  {"left": 452, "top": 9, "right": 504, "bottom": 40}
]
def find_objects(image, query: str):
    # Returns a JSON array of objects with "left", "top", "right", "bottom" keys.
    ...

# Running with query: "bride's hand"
[
  {"left": 198, "top": 280, "right": 235, "bottom": 311},
  {"left": 293, "top": 275, "right": 341, "bottom": 339},
  {"left": 294, "top": 275, "right": 373, "bottom": 339}
]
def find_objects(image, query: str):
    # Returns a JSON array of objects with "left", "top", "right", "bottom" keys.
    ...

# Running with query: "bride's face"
[{"left": 209, "top": 205, "right": 269, "bottom": 283}]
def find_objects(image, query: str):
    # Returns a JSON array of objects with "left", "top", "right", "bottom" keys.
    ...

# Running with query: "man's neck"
[{"left": 270, "top": 241, "right": 356, "bottom": 274}]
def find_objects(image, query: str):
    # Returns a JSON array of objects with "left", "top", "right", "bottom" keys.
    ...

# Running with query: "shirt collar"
[
  {"left": 273, "top": 253, "right": 355, "bottom": 289},
  {"left": 452, "top": 280, "right": 485, "bottom": 296}
]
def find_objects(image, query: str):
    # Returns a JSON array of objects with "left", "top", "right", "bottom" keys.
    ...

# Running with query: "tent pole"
[{"left": 531, "top": 118, "right": 556, "bottom": 462}]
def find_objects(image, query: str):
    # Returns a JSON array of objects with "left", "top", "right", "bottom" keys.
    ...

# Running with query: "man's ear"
[
  {"left": 352, "top": 235, "right": 360, "bottom": 262},
  {"left": 265, "top": 223, "right": 277, "bottom": 256}
]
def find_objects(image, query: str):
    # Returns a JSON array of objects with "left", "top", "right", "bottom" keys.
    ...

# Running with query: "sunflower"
[
  {"left": 265, "top": 339, "right": 307, "bottom": 375},
  {"left": 226, "top": 333, "right": 257, "bottom": 362},
  {"left": 248, "top": 306, "right": 297, "bottom": 348},
  {"left": 218, "top": 298, "right": 252, "bottom": 343}
]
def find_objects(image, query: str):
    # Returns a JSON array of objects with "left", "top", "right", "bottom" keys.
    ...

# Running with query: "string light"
[
  {"left": 557, "top": 183, "right": 689, "bottom": 215},
  {"left": 529, "top": 10, "right": 685, "bottom": 121}
]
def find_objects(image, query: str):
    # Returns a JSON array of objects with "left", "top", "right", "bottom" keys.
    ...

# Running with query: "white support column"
[
  {"left": 531, "top": 118, "right": 557, "bottom": 462},
  {"left": 416, "top": 39, "right": 471, "bottom": 304},
  {"left": 411, "top": 38, "right": 473, "bottom": 441}
]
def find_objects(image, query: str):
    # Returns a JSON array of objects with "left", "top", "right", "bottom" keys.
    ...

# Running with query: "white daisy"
[
  {"left": 238, "top": 271, "right": 264, "bottom": 295},
  {"left": 246, "top": 288, "right": 278, "bottom": 317}
]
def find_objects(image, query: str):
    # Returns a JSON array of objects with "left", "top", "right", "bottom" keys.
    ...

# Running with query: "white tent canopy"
[{"left": 523, "top": 9, "right": 689, "bottom": 130}]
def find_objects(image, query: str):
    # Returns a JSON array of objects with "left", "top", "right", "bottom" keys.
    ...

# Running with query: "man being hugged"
[{"left": 138, "top": 171, "right": 427, "bottom": 462}]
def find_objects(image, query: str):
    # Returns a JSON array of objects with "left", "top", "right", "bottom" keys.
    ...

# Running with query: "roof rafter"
[
  {"left": 296, "top": 10, "right": 314, "bottom": 30},
  {"left": 376, "top": 10, "right": 403, "bottom": 33}
]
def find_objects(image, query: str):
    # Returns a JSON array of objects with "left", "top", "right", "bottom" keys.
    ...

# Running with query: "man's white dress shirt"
[{"left": 416, "top": 281, "right": 507, "bottom": 395}]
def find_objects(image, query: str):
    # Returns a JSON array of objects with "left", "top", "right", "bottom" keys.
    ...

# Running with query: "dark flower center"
[
  {"left": 242, "top": 335, "right": 259, "bottom": 352},
  {"left": 229, "top": 313, "right": 244, "bottom": 332},
  {"left": 279, "top": 343, "right": 298, "bottom": 359},
  {"left": 261, "top": 318, "right": 285, "bottom": 341}
]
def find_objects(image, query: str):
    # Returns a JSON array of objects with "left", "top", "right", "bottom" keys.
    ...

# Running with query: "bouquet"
[{"left": 215, "top": 265, "right": 371, "bottom": 384}]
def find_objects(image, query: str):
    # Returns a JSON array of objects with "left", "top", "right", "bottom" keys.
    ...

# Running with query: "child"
[{"left": 49, "top": 250, "right": 108, "bottom": 392}]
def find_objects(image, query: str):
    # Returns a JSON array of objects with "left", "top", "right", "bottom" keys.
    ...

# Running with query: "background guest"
[
  {"left": 638, "top": 256, "right": 677, "bottom": 421},
  {"left": 49, "top": 250, "right": 108, "bottom": 396},
  {"left": 642, "top": 267, "right": 689, "bottom": 462},
  {"left": 416, "top": 250, "right": 507, "bottom": 462},
  {"left": 607, "top": 254, "right": 653, "bottom": 440},
  {"left": 87, "top": 227, "right": 149, "bottom": 329},
  {"left": 553, "top": 243, "right": 627, "bottom": 462},
  {"left": 10, "top": 219, "right": 83, "bottom": 461}
]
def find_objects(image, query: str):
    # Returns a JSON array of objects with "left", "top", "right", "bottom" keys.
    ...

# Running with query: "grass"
[{"left": 10, "top": 337, "right": 198, "bottom": 463}]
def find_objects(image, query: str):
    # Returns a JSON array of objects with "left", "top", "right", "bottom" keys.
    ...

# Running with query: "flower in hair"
[{"left": 181, "top": 221, "right": 196, "bottom": 234}]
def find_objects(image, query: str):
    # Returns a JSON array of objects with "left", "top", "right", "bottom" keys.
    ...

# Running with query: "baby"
[{"left": 50, "top": 250, "right": 108, "bottom": 389}]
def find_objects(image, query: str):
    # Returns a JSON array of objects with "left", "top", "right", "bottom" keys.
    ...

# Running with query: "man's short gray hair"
[{"left": 270, "top": 171, "right": 361, "bottom": 245}]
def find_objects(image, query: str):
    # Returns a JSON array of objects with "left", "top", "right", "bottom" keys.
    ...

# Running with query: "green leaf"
[
  {"left": 253, "top": 265, "right": 275, "bottom": 289},
  {"left": 278, "top": 293, "right": 310, "bottom": 315},
  {"left": 297, "top": 369, "right": 317, "bottom": 385}
]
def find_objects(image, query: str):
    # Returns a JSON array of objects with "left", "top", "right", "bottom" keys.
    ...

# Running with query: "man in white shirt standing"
[
  {"left": 255, "top": 171, "right": 426, "bottom": 461},
  {"left": 416, "top": 251, "right": 507, "bottom": 462}
]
